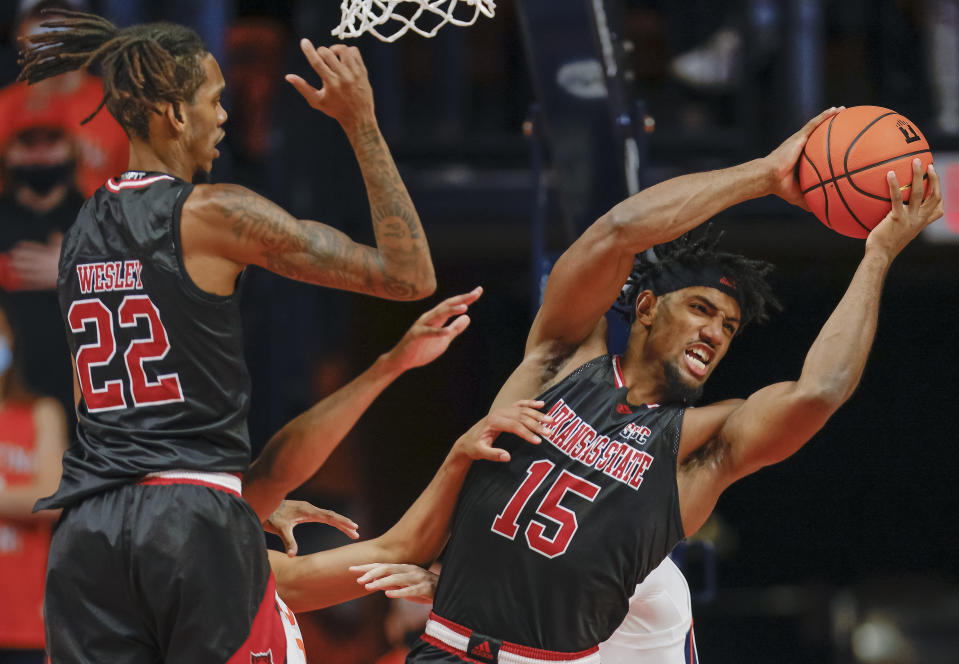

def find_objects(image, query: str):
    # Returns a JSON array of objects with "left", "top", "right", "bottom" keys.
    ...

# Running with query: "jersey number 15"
[
  {"left": 68, "top": 295, "right": 184, "bottom": 412},
  {"left": 491, "top": 459, "right": 600, "bottom": 558}
]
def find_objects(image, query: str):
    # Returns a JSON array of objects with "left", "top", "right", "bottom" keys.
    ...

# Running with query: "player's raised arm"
[
  {"left": 243, "top": 289, "right": 482, "bottom": 521},
  {"left": 268, "top": 401, "right": 553, "bottom": 613},
  {"left": 680, "top": 160, "right": 942, "bottom": 532},
  {"left": 182, "top": 41, "right": 435, "bottom": 301},
  {"left": 528, "top": 107, "right": 842, "bottom": 351}
]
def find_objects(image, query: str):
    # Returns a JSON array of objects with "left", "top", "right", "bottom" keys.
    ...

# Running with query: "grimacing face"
[
  {"left": 183, "top": 53, "right": 227, "bottom": 180},
  {"left": 640, "top": 286, "right": 741, "bottom": 394}
]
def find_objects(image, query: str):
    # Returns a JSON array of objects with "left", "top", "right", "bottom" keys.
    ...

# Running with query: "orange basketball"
[{"left": 799, "top": 106, "right": 933, "bottom": 238}]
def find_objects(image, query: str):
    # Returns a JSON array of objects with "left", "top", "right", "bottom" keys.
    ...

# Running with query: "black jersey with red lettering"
[
  {"left": 37, "top": 171, "right": 252, "bottom": 510},
  {"left": 430, "top": 354, "right": 685, "bottom": 652}
]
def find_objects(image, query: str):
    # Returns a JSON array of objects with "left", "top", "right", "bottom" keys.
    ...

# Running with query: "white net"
[{"left": 333, "top": 0, "right": 496, "bottom": 43}]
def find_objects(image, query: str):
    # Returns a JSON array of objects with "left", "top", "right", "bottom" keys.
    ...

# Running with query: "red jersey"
[{"left": 0, "top": 401, "right": 49, "bottom": 649}]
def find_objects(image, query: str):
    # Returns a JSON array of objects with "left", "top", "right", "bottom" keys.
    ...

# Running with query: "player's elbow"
[
  {"left": 411, "top": 272, "right": 438, "bottom": 300},
  {"left": 383, "top": 269, "right": 437, "bottom": 301}
]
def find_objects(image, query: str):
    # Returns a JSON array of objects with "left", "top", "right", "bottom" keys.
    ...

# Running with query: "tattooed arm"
[{"left": 179, "top": 42, "right": 435, "bottom": 300}]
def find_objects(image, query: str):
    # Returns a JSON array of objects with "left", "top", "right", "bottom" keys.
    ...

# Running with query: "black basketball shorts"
[{"left": 44, "top": 474, "right": 303, "bottom": 664}]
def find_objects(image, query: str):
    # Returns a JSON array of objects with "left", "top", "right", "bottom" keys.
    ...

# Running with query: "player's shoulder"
[
  {"left": 182, "top": 183, "right": 255, "bottom": 222},
  {"left": 183, "top": 183, "right": 269, "bottom": 217}
]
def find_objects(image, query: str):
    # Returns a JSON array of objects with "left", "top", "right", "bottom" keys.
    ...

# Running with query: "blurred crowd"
[{"left": 1, "top": 0, "right": 957, "bottom": 662}]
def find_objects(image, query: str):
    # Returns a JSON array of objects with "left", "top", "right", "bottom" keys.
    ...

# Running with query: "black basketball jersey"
[
  {"left": 432, "top": 354, "right": 685, "bottom": 651},
  {"left": 37, "top": 171, "right": 252, "bottom": 510}
]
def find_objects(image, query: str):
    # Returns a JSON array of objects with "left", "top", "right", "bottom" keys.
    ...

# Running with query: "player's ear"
[
  {"left": 160, "top": 101, "right": 186, "bottom": 137},
  {"left": 634, "top": 290, "right": 657, "bottom": 328}
]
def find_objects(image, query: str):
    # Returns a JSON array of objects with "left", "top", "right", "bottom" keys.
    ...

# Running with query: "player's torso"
[
  {"left": 433, "top": 355, "right": 686, "bottom": 652},
  {"left": 50, "top": 171, "right": 252, "bottom": 507}
]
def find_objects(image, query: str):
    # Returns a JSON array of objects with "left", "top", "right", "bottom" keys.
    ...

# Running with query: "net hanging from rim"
[{"left": 333, "top": 0, "right": 496, "bottom": 43}]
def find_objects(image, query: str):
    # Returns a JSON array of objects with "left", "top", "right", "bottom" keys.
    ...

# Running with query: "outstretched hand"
[
  {"left": 383, "top": 287, "right": 483, "bottom": 373},
  {"left": 285, "top": 40, "right": 374, "bottom": 127},
  {"left": 349, "top": 563, "right": 438, "bottom": 604},
  {"left": 764, "top": 106, "right": 843, "bottom": 209},
  {"left": 454, "top": 399, "right": 554, "bottom": 463},
  {"left": 264, "top": 499, "right": 360, "bottom": 557},
  {"left": 867, "top": 159, "right": 943, "bottom": 259}
]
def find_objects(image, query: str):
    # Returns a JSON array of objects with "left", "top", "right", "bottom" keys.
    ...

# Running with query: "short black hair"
[{"left": 614, "top": 228, "right": 781, "bottom": 331}]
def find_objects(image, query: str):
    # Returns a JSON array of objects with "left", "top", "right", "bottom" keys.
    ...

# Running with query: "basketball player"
[
  {"left": 402, "top": 108, "right": 944, "bottom": 662},
  {"left": 17, "top": 11, "right": 437, "bottom": 664}
]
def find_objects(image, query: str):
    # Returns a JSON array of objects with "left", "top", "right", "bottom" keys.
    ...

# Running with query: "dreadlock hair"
[
  {"left": 613, "top": 227, "right": 781, "bottom": 333},
  {"left": 17, "top": 9, "right": 208, "bottom": 141}
]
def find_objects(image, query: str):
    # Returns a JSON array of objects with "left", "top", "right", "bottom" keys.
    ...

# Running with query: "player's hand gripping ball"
[{"left": 799, "top": 106, "right": 933, "bottom": 238}]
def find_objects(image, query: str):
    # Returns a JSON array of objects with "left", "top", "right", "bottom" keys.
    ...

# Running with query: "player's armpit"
[{"left": 181, "top": 183, "right": 433, "bottom": 300}]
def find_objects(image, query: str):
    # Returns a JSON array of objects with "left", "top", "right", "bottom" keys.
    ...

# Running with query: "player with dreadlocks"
[
  {"left": 18, "top": 9, "right": 437, "bottom": 664},
  {"left": 387, "top": 106, "right": 944, "bottom": 663}
]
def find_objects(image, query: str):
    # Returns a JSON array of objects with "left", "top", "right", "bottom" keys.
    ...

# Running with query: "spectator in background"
[
  {"left": 0, "top": 295, "right": 68, "bottom": 664},
  {"left": 0, "top": 118, "right": 83, "bottom": 420},
  {"left": 0, "top": 0, "right": 128, "bottom": 197}
]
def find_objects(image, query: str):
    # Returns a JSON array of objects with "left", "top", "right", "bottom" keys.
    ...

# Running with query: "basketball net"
[{"left": 333, "top": 0, "right": 495, "bottom": 42}]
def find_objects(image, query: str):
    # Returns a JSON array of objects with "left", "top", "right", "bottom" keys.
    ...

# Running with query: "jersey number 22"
[{"left": 68, "top": 295, "right": 184, "bottom": 412}]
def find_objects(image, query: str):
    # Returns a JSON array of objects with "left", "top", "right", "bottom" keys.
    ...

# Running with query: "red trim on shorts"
[
  {"left": 428, "top": 612, "right": 599, "bottom": 660},
  {"left": 226, "top": 572, "right": 289, "bottom": 664},
  {"left": 137, "top": 475, "right": 242, "bottom": 499},
  {"left": 421, "top": 634, "right": 487, "bottom": 664}
]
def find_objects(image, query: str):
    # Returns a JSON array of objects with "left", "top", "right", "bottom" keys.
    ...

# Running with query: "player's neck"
[
  {"left": 127, "top": 139, "right": 193, "bottom": 182},
  {"left": 620, "top": 350, "right": 666, "bottom": 406}
]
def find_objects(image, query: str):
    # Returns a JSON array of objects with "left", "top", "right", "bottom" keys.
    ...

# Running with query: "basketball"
[{"left": 799, "top": 106, "right": 933, "bottom": 238}]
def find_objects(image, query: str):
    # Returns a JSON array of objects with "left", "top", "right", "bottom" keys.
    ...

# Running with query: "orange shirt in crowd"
[{"left": 0, "top": 72, "right": 129, "bottom": 197}]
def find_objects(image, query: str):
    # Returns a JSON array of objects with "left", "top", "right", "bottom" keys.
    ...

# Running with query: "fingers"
[
  {"left": 471, "top": 444, "right": 511, "bottom": 463},
  {"left": 284, "top": 74, "right": 323, "bottom": 108},
  {"left": 299, "top": 38, "right": 337, "bottom": 81},
  {"left": 317, "top": 509, "right": 360, "bottom": 539},
  {"left": 279, "top": 525, "right": 298, "bottom": 557},
  {"left": 907, "top": 157, "right": 924, "bottom": 206},
  {"left": 384, "top": 583, "right": 436, "bottom": 604},
  {"left": 445, "top": 314, "right": 471, "bottom": 338},
  {"left": 419, "top": 287, "right": 483, "bottom": 328},
  {"left": 329, "top": 44, "right": 366, "bottom": 77},
  {"left": 887, "top": 170, "right": 903, "bottom": 212},
  {"left": 923, "top": 164, "right": 943, "bottom": 220},
  {"left": 801, "top": 106, "right": 843, "bottom": 136},
  {"left": 349, "top": 562, "right": 427, "bottom": 585}
]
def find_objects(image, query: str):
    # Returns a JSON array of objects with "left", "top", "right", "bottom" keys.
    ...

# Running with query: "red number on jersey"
[
  {"left": 491, "top": 459, "right": 554, "bottom": 539},
  {"left": 68, "top": 299, "right": 126, "bottom": 412},
  {"left": 525, "top": 470, "right": 600, "bottom": 558},
  {"left": 118, "top": 295, "right": 183, "bottom": 406},
  {"left": 491, "top": 460, "right": 601, "bottom": 558},
  {"left": 69, "top": 295, "right": 183, "bottom": 411}
]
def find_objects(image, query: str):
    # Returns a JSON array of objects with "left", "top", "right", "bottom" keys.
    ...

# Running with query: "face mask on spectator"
[
  {"left": 6, "top": 161, "right": 76, "bottom": 196},
  {"left": 0, "top": 336, "right": 12, "bottom": 376}
]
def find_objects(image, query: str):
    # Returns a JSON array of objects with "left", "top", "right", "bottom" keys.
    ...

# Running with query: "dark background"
[{"left": 2, "top": 0, "right": 957, "bottom": 661}]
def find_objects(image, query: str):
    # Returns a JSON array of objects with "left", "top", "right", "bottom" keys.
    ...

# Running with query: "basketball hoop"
[{"left": 333, "top": 0, "right": 495, "bottom": 43}]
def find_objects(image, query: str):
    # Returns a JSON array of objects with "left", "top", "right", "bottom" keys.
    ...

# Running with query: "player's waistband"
[
  {"left": 137, "top": 470, "right": 242, "bottom": 498},
  {"left": 424, "top": 612, "right": 600, "bottom": 664}
]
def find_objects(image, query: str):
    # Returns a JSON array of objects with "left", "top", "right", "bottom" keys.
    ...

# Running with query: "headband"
[{"left": 645, "top": 262, "right": 743, "bottom": 311}]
